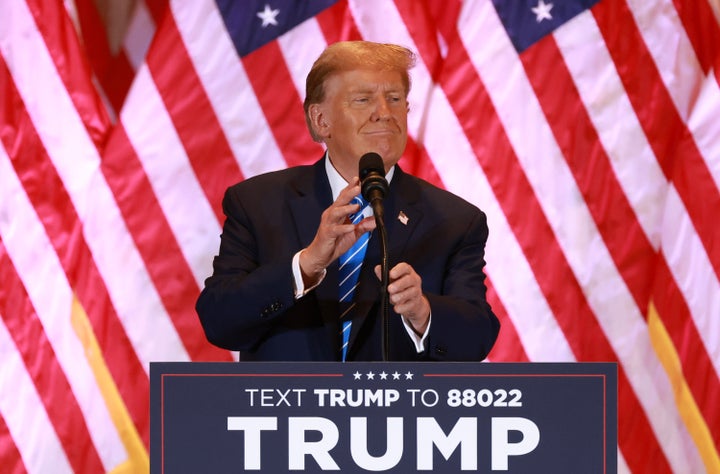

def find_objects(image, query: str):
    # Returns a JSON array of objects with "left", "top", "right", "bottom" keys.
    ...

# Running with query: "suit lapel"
[{"left": 287, "top": 159, "right": 342, "bottom": 356}]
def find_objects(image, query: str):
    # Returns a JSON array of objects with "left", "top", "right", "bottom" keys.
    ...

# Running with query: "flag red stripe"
[
  {"left": 439, "top": 35, "right": 671, "bottom": 473},
  {"left": 146, "top": 14, "right": 244, "bottom": 222},
  {"left": 100, "top": 51, "right": 136, "bottom": 114},
  {"left": 653, "top": 260, "right": 720, "bottom": 450},
  {"left": 242, "top": 41, "right": 323, "bottom": 168},
  {"left": 0, "top": 412, "right": 26, "bottom": 474},
  {"left": 101, "top": 125, "right": 232, "bottom": 364},
  {"left": 425, "top": 0, "right": 463, "bottom": 49},
  {"left": 25, "top": 0, "right": 111, "bottom": 146},
  {"left": 393, "top": 0, "right": 446, "bottom": 81},
  {"left": 0, "top": 240, "right": 104, "bottom": 474},
  {"left": 0, "top": 55, "right": 150, "bottom": 448},
  {"left": 486, "top": 285, "right": 530, "bottom": 362},
  {"left": 73, "top": 0, "right": 133, "bottom": 113},
  {"left": 672, "top": 0, "right": 720, "bottom": 74},
  {"left": 144, "top": 0, "right": 169, "bottom": 26},
  {"left": 315, "top": 0, "right": 363, "bottom": 43},
  {"left": 593, "top": 0, "right": 720, "bottom": 281}
]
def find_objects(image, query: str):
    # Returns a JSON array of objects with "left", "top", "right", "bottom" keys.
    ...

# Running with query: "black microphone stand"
[
  {"left": 359, "top": 151, "right": 391, "bottom": 361},
  {"left": 370, "top": 199, "right": 390, "bottom": 362}
]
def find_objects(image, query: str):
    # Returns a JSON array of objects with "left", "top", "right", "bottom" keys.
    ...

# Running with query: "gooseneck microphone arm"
[{"left": 358, "top": 152, "right": 390, "bottom": 361}]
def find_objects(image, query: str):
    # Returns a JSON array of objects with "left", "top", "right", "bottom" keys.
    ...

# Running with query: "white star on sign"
[
  {"left": 257, "top": 4, "right": 280, "bottom": 28},
  {"left": 531, "top": 0, "right": 553, "bottom": 23}
]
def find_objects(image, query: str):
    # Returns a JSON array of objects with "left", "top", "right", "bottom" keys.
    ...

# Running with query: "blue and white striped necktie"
[{"left": 338, "top": 195, "right": 370, "bottom": 361}]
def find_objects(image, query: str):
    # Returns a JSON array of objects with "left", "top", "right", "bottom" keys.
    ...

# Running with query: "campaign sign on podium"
[{"left": 150, "top": 362, "right": 616, "bottom": 473}]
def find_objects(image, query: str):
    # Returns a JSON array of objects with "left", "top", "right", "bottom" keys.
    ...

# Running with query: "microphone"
[
  {"left": 359, "top": 152, "right": 389, "bottom": 216},
  {"left": 358, "top": 152, "right": 391, "bottom": 361}
]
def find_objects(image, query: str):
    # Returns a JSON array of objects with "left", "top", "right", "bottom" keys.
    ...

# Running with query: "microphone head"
[
  {"left": 359, "top": 152, "right": 385, "bottom": 180},
  {"left": 358, "top": 152, "right": 389, "bottom": 202}
]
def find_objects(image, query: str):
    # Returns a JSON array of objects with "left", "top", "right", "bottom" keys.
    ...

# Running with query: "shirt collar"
[{"left": 325, "top": 152, "right": 395, "bottom": 201}]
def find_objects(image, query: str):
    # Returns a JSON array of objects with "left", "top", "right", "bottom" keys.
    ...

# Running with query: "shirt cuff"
[
  {"left": 292, "top": 250, "right": 325, "bottom": 299},
  {"left": 402, "top": 312, "right": 431, "bottom": 353}
]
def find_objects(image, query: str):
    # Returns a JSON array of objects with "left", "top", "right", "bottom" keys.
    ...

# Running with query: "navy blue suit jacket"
[{"left": 196, "top": 158, "right": 499, "bottom": 361}]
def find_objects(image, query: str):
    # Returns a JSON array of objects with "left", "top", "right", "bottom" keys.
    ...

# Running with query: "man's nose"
[{"left": 371, "top": 97, "right": 392, "bottom": 120}]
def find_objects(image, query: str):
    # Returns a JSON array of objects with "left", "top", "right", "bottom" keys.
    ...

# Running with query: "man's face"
[{"left": 314, "top": 68, "right": 409, "bottom": 179}]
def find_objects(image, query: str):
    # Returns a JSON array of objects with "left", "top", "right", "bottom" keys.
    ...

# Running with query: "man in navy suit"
[{"left": 196, "top": 41, "right": 499, "bottom": 361}]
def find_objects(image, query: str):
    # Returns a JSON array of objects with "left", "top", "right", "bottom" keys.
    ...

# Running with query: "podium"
[{"left": 150, "top": 362, "right": 616, "bottom": 473}]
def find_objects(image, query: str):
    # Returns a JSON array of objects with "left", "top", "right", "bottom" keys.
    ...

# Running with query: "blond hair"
[{"left": 303, "top": 41, "right": 416, "bottom": 141}]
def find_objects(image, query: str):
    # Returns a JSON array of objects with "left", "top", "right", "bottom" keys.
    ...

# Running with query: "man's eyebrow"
[{"left": 348, "top": 86, "right": 404, "bottom": 94}]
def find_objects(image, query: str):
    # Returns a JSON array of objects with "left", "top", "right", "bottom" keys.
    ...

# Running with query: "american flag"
[{"left": 1, "top": 0, "right": 718, "bottom": 472}]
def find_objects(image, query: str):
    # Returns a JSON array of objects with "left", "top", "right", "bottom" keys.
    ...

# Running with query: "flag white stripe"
[
  {"left": 554, "top": 12, "right": 666, "bottom": 248},
  {"left": 0, "top": 318, "right": 73, "bottom": 474},
  {"left": 626, "top": 0, "right": 702, "bottom": 121},
  {"left": 2, "top": 0, "right": 189, "bottom": 370},
  {"left": 278, "top": 18, "right": 328, "bottom": 102},
  {"left": 121, "top": 65, "right": 222, "bottom": 288},
  {"left": 458, "top": 1, "right": 701, "bottom": 470},
  {"left": 171, "top": 0, "right": 289, "bottom": 179},
  {"left": 0, "top": 144, "right": 127, "bottom": 471}
]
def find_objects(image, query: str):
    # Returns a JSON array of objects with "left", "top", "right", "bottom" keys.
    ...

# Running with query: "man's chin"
[{"left": 360, "top": 141, "right": 404, "bottom": 164}]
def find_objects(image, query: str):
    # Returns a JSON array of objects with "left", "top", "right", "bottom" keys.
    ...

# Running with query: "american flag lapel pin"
[{"left": 398, "top": 211, "right": 409, "bottom": 225}]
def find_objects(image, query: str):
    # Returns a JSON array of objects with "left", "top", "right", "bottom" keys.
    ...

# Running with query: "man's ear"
[{"left": 309, "top": 103, "right": 330, "bottom": 139}]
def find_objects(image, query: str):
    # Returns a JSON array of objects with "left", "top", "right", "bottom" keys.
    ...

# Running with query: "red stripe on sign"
[
  {"left": 0, "top": 240, "right": 104, "bottom": 474},
  {"left": 593, "top": 0, "right": 720, "bottom": 282},
  {"left": 101, "top": 124, "right": 233, "bottom": 364},
  {"left": 242, "top": 40, "right": 324, "bottom": 168},
  {"left": 0, "top": 56, "right": 151, "bottom": 448},
  {"left": 440, "top": 33, "right": 672, "bottom": 474},
  {"left": 146, "top": 13, "right": 244, "bottom": 222}
]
